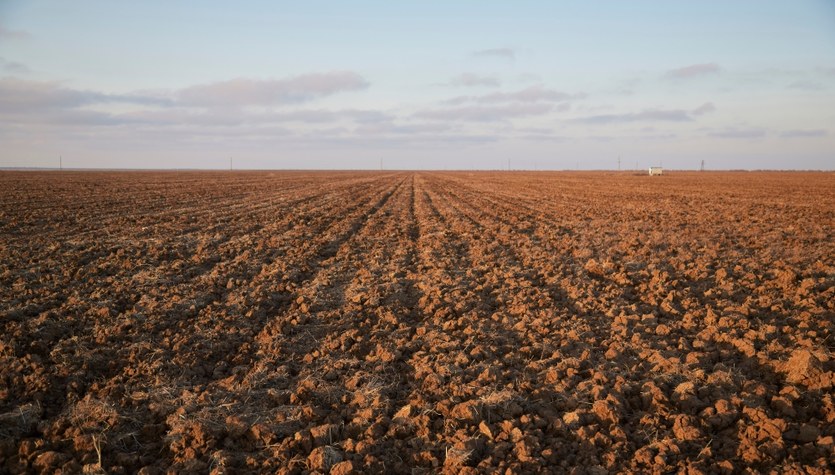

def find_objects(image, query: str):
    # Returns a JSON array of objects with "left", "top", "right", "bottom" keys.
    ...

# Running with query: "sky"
[{"left": 1, "top": 1, "right": 834, "bottom": 170}]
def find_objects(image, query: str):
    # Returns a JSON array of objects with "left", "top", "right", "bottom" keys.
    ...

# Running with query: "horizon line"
[{"left": 2, "top": 167, "right": 834, "bottom": 173}]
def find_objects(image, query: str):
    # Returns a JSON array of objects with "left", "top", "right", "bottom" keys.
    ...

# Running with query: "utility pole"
[
  {"left": 230, "top": 157, "right": 233, "bottom": 171},
  {"left": 59, "top": 155, "right": 62, "bottom": 171},
  {"left": 700, "top": 159, "right": 705, "bottom": 172}
]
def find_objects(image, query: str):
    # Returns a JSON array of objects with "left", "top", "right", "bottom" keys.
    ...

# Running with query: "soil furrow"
[{"left": 1, "top": 171, "right": 832, "bottom": 474}]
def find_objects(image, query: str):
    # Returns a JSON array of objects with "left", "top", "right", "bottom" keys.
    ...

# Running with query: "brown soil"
[{"left": 1, "top": 170, "right": 833, "bottom": 474}]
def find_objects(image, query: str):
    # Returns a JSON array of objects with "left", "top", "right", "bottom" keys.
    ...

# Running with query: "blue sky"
[{"left": 1, "top": 1, "right": 834, "bottom": 169}]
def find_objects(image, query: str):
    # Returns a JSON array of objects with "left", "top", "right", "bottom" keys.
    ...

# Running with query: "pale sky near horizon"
[{"left": 1, "top": 1, "right": 834, "bottom": 170}]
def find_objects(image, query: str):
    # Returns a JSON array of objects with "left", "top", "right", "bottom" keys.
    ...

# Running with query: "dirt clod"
[{"left": 308, "top": 446, "right": 343, "bottom": 472}]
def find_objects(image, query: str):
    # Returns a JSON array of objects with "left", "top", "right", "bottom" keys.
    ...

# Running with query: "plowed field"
[{"left": 1, "top": 171, "right": 833, "bottom": 474}]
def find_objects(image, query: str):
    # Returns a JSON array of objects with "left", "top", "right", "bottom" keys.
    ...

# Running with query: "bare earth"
[{"left": 1, "top": 171, "right": 833, "bottom": 474}]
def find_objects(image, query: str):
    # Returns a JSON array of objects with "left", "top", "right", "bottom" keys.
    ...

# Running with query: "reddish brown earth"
[{"left": 0, "top": 171, "right": 833, "bottom": 474}]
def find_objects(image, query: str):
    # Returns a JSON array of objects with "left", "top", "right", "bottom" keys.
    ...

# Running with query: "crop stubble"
[{"left": 0, "top": 171, "right": 833, "bottom": 474}]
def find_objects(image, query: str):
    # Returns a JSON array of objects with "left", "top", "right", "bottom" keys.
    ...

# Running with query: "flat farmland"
[{"left": 1, "top": 171, "right": 833, "bottom": 474}]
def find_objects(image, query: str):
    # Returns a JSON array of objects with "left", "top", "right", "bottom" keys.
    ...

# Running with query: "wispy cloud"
[
  {"left": 0, "top": 72, "right": 371, "bottom": 115},
  {"left": 472, "top": 48, "right": 515, "bottom": 60},
  {"left": 574, "top": 108, "right": 693, "bottom": 124},
  {"left": 444, "top": 85, "right": 585, "bottom": 105},
  {"left": 666, "top": 63, "right": 721, "bottom": 79},
  {"left": 787, "top": 80, "right": 825, "bottom": 91},
  {"left": 353, "top": 122, "right": 451, "bottom": 136},
  {"left": 269, "top": 109, "right": 393, "bottom": 124},
  {"left": 515, "top": 133, "right": 570, "bottom": 143},
  {"left": 708, "top": 127, "right": 767, "bottom": 139},
  {"left": 106, "top": 107, "right": 394, "bottom": 128},
  {"left": 178, "top": 71, "right": 369, "bottom": 107},
  {"left": 0, "top": 74, "right": 409, "bottom": 151},
  {"left": 574, "top": 101, "right": 716, "bottom": 124},
  {"left": 110, "top": 109, "right": 243, "bottom": 127},
  {"left": 415, "top": 103, "right": 552, "bottom": 122},
  {"left": 780, "top": 129, "right": 828, "bottom": 138},
  {"left": 0, "top": 57, "right": 30, "bottom": 73},
  {"left": 0, "top": 72, "right": 376, "bottom": 130},
  {"left": 691, "top": 102, "right": 716, "bottom": 116},
  {"left": 0, "top": 78, "right": 171, "bottom": 113},
  {"left": 447, "top": 73, "right": 500, "bottom": 87},
  {"left": 0, "top": 23, "right": 30, "bottom": 40},
  {"left": 613, "top": 78, "right": 641, "bottom": 96}
]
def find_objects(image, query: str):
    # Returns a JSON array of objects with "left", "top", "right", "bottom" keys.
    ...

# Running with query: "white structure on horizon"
[{"left": 649, "top": 167, "right": 663, "bottom": 176}]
